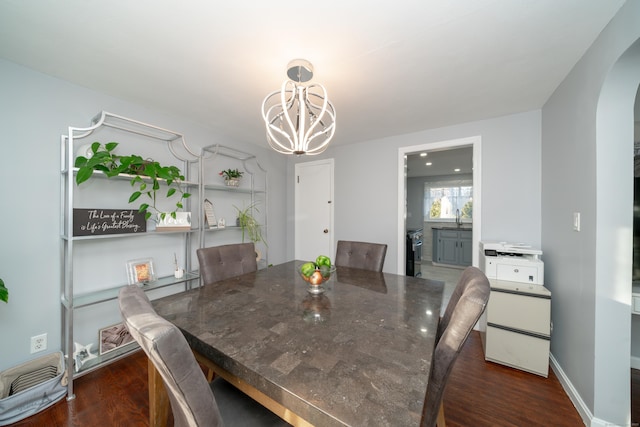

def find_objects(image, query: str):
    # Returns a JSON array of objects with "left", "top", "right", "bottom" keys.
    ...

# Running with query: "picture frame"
[
  {"left": 98, "top": 322, "right": 136, "bottom": 355},
  {"left": 204, "top": 198, "right": 217, "bottom": 229},
  {"left": 155, "top": 211, "right": 192, "bottom": 231},
  {"left": 126, "top": 258, "right": 156, "bottom": 285}
]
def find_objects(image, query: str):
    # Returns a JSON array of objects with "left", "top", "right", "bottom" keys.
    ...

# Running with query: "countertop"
[{"left": 431, "top": 226, "right": 473, "bottom": 231}]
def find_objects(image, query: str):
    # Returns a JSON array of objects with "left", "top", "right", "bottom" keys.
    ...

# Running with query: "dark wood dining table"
[{"left": 150, "top": 260, "right": 444, "bottom": 427}]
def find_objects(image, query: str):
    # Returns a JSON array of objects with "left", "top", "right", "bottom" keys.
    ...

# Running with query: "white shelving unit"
[
  {"left": 60, "top": 112, "right": 200, "bottom": 400},
  {"left": 60, "top": 114, "right": 269, "bottom": 399},
  {"left": 198, "top": 144, "right": 268, "bottom": 271}
]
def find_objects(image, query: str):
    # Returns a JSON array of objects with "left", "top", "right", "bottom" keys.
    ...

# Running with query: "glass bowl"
[{"left": 297, "top": 264, "right": 336, "bottom": 294}]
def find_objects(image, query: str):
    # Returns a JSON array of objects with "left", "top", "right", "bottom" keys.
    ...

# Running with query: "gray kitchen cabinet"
[{"left": 432, "top": 228, "right": 472, "bottom": 266}]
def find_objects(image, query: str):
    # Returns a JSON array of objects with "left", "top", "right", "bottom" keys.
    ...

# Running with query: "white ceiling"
[
  {"left": 0, "top": 0, "right": 626, "bottom": 150},
  {"left": 407, "top": 146, "right": 473, "bottom": 178}
]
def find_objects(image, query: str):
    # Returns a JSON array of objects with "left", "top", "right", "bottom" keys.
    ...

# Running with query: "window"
[{"left": 424, "top": 179, "right": 473, "bottom": 221}]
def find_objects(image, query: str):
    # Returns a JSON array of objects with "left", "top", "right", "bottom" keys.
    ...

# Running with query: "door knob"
[{"left": 323, "top": 229, "right": 329, "bottom": 233}]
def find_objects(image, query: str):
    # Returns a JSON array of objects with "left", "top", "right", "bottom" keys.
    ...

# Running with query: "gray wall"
[
  {"left": 287, "top": 110, "right": 542, "bottom": 274},
  {"left": 541, "top": 1, "right": 640, "bottom": 424},
  {"left": 0, "top": 59, "right": 288, "bottom": 370}
]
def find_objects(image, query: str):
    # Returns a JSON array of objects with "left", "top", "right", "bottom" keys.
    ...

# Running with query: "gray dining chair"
[
  {"left": 421, "top": 266, "right": 490, "bottom": 427},
  {"left": 196, "top": 242, "right": 258, "bottom": 380},
  {"left": 197, "top": 242, "right": 258, "bottom": 285},
  {"left": 118, "top": 285, "right": 290, "bottom": 427},
  {"left": 334, "top": 240, "right": 387, "bottom": 272}
]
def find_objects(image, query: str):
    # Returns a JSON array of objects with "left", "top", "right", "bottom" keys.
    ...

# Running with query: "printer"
[{"left": 480, "top": 241, "right": 544, "bottom": 285}]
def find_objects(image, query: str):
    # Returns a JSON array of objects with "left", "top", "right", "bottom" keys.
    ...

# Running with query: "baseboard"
[
  {"left": 549, "top": 353, "right": 593, "bottom": 426},
  {"left": 549, "top": 353, "right": 629, "bottom": 427}
]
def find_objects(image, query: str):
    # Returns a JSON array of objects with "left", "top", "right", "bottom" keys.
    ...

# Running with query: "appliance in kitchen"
[
  {"left": 406, "top": 228, "right": 423, "bottom": 277},
  {"left": 479, "top": 241, "right": 551, "bottom": 377}
]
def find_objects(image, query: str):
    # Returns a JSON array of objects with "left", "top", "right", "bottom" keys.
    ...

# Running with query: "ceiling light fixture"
[{"left": 261, "top": 59, "right": 336, "bottom": 155}]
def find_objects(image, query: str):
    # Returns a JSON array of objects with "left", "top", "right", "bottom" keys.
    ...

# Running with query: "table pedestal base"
[{"left": 146, "top": 351, "right": 313, "bottom": 427}]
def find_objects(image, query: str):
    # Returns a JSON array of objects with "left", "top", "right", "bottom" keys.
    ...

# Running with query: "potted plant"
[
  {"left": 234, "top": 203, "right": 266, "bottom": 245},
  {"left": 75, "top": 142, "right": 191, "bottom": 221},
  {"left": 219, "top": 168, "right": 243, "bottom": 187},
  {"left": 0, "top": 278, "right": 8, "bottom": 303}
]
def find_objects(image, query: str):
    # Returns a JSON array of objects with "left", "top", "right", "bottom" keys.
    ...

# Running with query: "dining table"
[{"left": 150, "top": 260, "right": 444, "bottom": 427}]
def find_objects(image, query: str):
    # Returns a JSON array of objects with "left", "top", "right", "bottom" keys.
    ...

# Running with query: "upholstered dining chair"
[
  {"left": 421, "top": 266, "right": 491, "bottom": 427},
  {"left": 334, "top": 240, "right": 388, "bottom": 272},
  {"left": 197, "top": 242, "right": 257, "bottom": 285},
  {"left": 118, "top": 285, "right": 290, "bottom": 427}
]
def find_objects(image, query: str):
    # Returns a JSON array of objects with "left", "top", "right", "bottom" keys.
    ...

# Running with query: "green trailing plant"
[
  {"left": 234, "top": 203, "right": 266, "bottom": 245},
  {"left": 75, "top": 142, "right": 191, "bottom": 221},
  {"left": 219, "top": 168, "right": 243, "bottom": 180},
  {"left": 0, "top": 278, "right": 8, "bottom": 304}
]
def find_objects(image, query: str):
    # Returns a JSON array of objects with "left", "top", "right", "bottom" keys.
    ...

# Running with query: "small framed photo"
[
  {"left": 99, "top": 322, "right": 136, "bottom": 355},
  {"left": 126, "top": 258, "right": 156, "bottom": 285},
  {"left": 204, "top": 199, "right": 217, "bottom": 229}
]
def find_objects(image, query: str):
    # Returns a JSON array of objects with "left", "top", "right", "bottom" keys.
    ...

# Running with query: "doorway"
[
  {"left": 630, "top": 83, "right": 640, "bottom": 424},
  {"left": 406, "top": 146, "right": 473, "bottom": 270},
  {"left": 592, "top": 37, "right": 640, "bottom": 423},
  {"left": 294, "top": 159, "right": 335, "bottom": 262},
  {"left": 397, "top": 136, "right": 482, "bottom": 275}
]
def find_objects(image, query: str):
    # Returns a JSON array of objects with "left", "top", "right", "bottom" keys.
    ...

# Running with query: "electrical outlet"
[{"left": 30, "top": 333, "right": 47, "bottom": 353}]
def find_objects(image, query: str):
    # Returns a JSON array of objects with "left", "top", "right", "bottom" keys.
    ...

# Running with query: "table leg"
[
  {"left": 148, "top": 358, "right": 169, "bottom": 427},
  {"left": 192, "top": 350, "right": 313, "bottom": 427}
]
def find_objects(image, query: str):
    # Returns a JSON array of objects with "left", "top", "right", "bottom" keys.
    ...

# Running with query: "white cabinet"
[
  {"left": 60, "top": 112, "right": 200, "bottom": 399},
  {"left": 482, "top": 279, "right": 551, "bottom": 377}
]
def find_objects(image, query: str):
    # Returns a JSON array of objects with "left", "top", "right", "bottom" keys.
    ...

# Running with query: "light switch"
[{"left": 573, "top": 212, "right": 580, "bottom": 231}]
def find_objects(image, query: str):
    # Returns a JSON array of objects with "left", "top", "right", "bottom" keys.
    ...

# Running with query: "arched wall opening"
[{"left": 594, "top": 37, "right": 640, "bottom": 424}]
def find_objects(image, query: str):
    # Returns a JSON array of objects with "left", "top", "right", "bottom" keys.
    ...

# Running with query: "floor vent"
[{"left": 8, "top": 365, "right": 58, "bottom": 396}]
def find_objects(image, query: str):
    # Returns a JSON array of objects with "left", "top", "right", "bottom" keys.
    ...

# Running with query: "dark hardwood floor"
[
  {"left": 443, "top": 333, "right": 583, "bottom": 427},
  {"left": 8, "top": 331, "right": 585, "bottom": 426},
  {"left": 632, "top": 368, "right": 640, "bottom": 426}
]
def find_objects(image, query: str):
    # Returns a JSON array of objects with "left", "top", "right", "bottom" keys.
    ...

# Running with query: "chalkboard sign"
[{"left": 73, "top": 209, "right": 146, "bottom": 236}]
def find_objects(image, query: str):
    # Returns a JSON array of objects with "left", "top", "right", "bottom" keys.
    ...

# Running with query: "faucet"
[{"left": 455, "top": 209, "right": 461, "bottom": 228}]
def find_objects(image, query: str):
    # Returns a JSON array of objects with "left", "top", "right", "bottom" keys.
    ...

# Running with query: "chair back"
[
  {"left": 436, "top": 265, "right": 485, "bottom": 342},
  {"left": 197, "top": 243, "right": 257, "bottom": 285},
  {"left": 334, "top": 240, "right": 387, "bottom": 272},
  {"left": 421, "top": 266, "right": 490, "bottom": 427},
  {"left": 118, "top": 285, "right": 223, "bottom": 427}
]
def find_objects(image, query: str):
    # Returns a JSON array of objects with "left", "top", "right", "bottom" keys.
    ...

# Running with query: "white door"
[{"left": 295, "top": 159, "right": 334, "bottom": 262}]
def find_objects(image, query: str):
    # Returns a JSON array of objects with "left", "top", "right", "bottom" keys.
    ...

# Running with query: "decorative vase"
[{"left": 225, "top": 178, "right": 240, "bottom": 187}]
